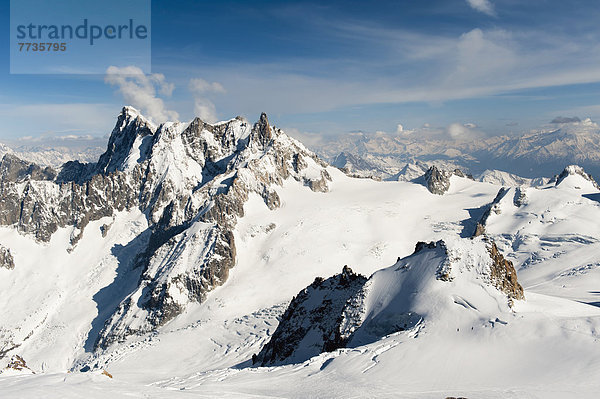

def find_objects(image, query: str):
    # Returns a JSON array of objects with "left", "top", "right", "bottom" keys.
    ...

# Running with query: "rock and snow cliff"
[
  {"left": 0, "top": 107, "right": 332, "bottom": 351},
  {"left": 255, "top": 237, "right": 523, "bottom": 366}
]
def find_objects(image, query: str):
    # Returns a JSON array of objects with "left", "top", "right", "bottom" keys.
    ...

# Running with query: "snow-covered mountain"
[
  {"left": 316, "top": 118, "right": 600, "bottom": 181},
  {"left": 255, "top": 236, "right": 523, "bottom": 366},
  {"left": 0, "top": 108, "right": 599, "bottom": 398},
  {"left": 0, "top": 106, "right": 331, "bottom": 360},
  {"left": 0, "top": 142, "right": 103, "bottom": 169}
]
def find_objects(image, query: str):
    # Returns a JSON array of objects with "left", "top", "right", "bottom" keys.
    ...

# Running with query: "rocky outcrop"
[
  {"left": 424, "top": 166, "right": 451, "bottom": 195},
  {"left": 254, "top": 266, "right": 367, "bottom": 366},
  {"left": 422, "top": 166, "right": 471, "bottom": 195},
  {"left": 487, "top": 241, "right": 524, "bottom": 301},
  {"left": 306, "top": 170, "right": 332, "bottom": 192},
  {"left": 555, "top": 165, "right": 600, "bottom": 189},
  {"left": 1, "top": 355, "right": 34, "bottom": 374},
  {"left": 513, "top": 186, "right": 527, "bottom": 207},
  {"left": 0, "top": 246, "right": 14, "bottom": 270},
  {"left": 452, "top": 168, "right": 475, "bottom": 180}
]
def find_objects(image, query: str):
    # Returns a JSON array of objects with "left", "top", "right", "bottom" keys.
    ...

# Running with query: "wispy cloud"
[
  {"left": 446, "top": 122, "right": 483, "bottom": 140},
  {"left": 105, "top": 65, "right": 179, "bottom": 124},
  {"left": 189, "top": 78, "right": 225, "bottom": 94},
  {"left": 188, "top": 78, "right": 226, "bottom": 123},
  {"left": 466, "top": 0, "right": 496, "bottom": 16},
  {"left": 176, "top": 21, "right": 600, "bottom": 122}
]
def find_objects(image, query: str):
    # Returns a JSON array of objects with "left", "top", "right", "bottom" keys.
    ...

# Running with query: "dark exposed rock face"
[
  {"left": 487, "top": 241, "right": 524, "bottom": 301},
  {"left": 513, "top": 186, "right": 527, "bottom": 207},
  {"left": 424, "top": 166, "right": 451, "bottom": 195},
  {"left": 422, "top": 166, "right": 470, "bottom": 195},
  {"left": 96, "top": 110, "right": 155, "bottom": 176},
  {"left": 254, "top": 266, "right": 367, "bottom": 366},
  {"left": 0, "top": 246, "right": 14, "bottom": 270},
  {"left": 452, "top": 168, "right": 475, "bottom": 180},
  {"left": 0, "top": 107, "right": 332, "bottom": 350},
  {"left": 0, "top": 154, "right": 56, "bottom": 182},
  {"left": 473, "top": 222, "right": 486, "bottom": 238}
]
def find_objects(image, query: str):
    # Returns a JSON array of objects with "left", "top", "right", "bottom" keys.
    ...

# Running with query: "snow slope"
[{"left": 481, "top": 167, "right": 600, "bottom": 304}]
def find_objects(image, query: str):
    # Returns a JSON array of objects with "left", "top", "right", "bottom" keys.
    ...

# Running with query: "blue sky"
[{"left": 1, "top": 0, "right": 600, "bottom": 145}]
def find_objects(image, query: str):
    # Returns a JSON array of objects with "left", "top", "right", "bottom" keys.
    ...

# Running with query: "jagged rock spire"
[
  {"left": 250, "top": 112, "right": 273, "bottom": 148},
  {"left": 96, "top": 107, "right": 155, "bottom": 174}
]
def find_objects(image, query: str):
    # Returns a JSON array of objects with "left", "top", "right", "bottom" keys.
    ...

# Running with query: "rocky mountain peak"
[
  {"left": 0, "top": 113, "right": 328, "bottom": 375},
  {"left": 422, "top": 165, "right": 471, "bottom": 194},
  {"left": 555, "top": 165, "right": 600, "bottom": 189},
  {"left": 249, "top": 112, "right": 274, "bottom": 148},
  {"left": 423, "top": 165, "right": 451, "bottom": 195},
  {"left": 95, "top": 107, "right": 156, "bottom": 175},
  {"left": 0, "top": 107, "right": 334, "bottom": 350},
  {"left": 254, "top": 266, "right": 367, "bottom": 366}
]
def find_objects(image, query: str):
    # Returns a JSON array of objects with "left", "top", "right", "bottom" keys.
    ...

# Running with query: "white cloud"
[
  {"left": 189, "top": 78, "right": 226, "bottom": 94},
  {"left": 188, "top": 78, "right": 226, "bottom": 123},
  {"left": 145, "top": 10, "right": 600, "bottom": 133},
  {"left": 446, "top": 122, "right": 482, "bottom": 140},
  {"left": 192, "top": 100, "right": 218, "bottom": 124},
  {"left": 440, "top": 28, "right": 517, "bottom": 90},
  {"left": 396, "top": 123, "right": 415, "bottom": 136},
  {"left": 466, "top": 0, "right": 496, "bottom": 16},
  {"left": 104, "top": 65, "right": 179, "bottom": 124}
]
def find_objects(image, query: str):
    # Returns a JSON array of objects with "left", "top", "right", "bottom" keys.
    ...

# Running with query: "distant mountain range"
[
  {"left": 0, "top": 142, "right": 103, "bottom": 169},
  {"left": 314, "top": 118, "right": 600, "bottom": 180}
]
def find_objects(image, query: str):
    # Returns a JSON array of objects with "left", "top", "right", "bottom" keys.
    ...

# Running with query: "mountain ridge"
[
  {"left": 316, "top": 118, "right": 600, "bottom": 180},
  {"left": 0, "top": 106, "right": 332, "bottom": 350},
  {"left": 255, "top": 236, "right": 524, "bottom": 366}
]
